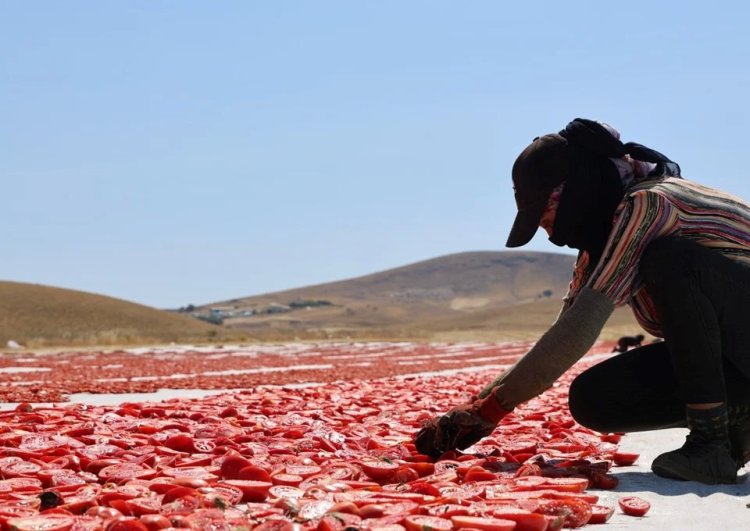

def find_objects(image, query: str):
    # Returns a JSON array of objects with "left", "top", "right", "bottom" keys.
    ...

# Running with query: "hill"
[
  {"left": 0, "top": 281, "right": 236, "bottom": 348},
  {"left": 200, "top": 251, "right": 644, "bottom": 341}
]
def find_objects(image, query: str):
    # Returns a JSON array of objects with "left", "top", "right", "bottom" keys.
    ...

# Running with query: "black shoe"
[
  {"left": 729, "top": 418, "right": 750, "bottom": 469},
  {"left": 651, "top": 435, "right": 737, "bottom": 484}
]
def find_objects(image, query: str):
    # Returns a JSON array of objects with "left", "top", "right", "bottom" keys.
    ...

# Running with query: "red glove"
[{"left": 414, "top": 389, "right": 511, "bottom": 459}]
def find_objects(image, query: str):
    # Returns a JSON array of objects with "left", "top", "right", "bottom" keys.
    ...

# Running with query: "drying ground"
[{"left": 0, "top": 341, "right": 747, "bottom": 530}]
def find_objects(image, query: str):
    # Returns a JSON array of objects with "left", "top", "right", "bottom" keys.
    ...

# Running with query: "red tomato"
[
  {"left": 271, "top": 473, "right": 303, "bottom": 486},
  {"left": 7, "top": 514, "right": 76, "bottom": 531},
  {"left": 219, "top": 454, "right": 254, "bottom": 480},
  {"left": 218, "top": 480, "right": 272, "bottom": 503},
  {"left": 360, "top": 460, "right": 399, "bottom": 481},
  {"left": 267, "top": 485, "right": 305, "bottom": 500},
  {"left": 138, "top": 514, "right": 171, "bottom": 531},
  {"left": 0, "top": 505, "right": 37, "bottom": 523},
  {"left": 285, "top": 465, "right": 322, "bottom": 478},
  {"left": 105, "top": 517, "right": 150, "bottom": 531},
  {"left": 483, "top": 507, "right": 548, "bottom": 531},
  {"left": 181, "top": 508, "right": 231, "bottom": 529},
  {"left": 392, "top": 466, "right": 419, "bottom": 483},
  {"left": 612, "top": 452, "right": 639, "bottom": 466},
  {"left": 618, "top": 496, "right": 650, "bottom": 517},
  {"left": 403, "top": 515, "right": 453, "bottom": 531},
  {"left": 253, "top": 519, "right": 302, "bottom": 531},
  {"left": 86, "top": 506, "right": 124, "bottom": 519},
  {"left": 98, "top": 464, "right": 156, "bottom": 484},
  {"left": 589, "top": 504, "right": 615, "bottom": 524},
  {"left": 536, "top": 499, "right": 592, "bottom": 528},
  {"left": 201, "top": 484, "right": 244, "bottom": 507},
  {"left": 237, "top": 465, "right": 272, "bottom": 482},
  {"left": 407, "top": 482, "right": 441, "bottom": 497},
  {"left": 588, "top": 471, "right": 619, "bottom": 490},
  {"left": 402, "top": 462, "right": 435, "bottom": 477},
  {"left": 358, "top": 504, "right": 386, "bottom": 519},
  {"left": 161, "top": 486, "right": 197, "bottom": 504},
  {"left": 317, "top": 511, "right": 363, "bottom": 531},
  {"left": 124, "top": 496, "right": 162, "bottom": 516},
  {"left": 450, "top": 515, "right": 517, "bottom": 531},
  {"left": 463, "top": 466, "right": 497, "bottom": 482},
  {"left": 423, "top": 504, "right": 470, "bottom": 518}
]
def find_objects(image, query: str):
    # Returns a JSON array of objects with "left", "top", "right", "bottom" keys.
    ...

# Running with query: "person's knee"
[{"left": 569, "top": 371, "right": 616, "bottom": 432}]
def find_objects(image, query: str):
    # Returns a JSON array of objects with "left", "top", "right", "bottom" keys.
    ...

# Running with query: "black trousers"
[{"left": 569, "top": 237, "right": 750, "bottom": 433}]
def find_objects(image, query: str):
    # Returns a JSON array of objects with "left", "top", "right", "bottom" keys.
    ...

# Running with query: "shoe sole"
[{"left": 651, "top": 460, "right": 737, "bottom": 485}]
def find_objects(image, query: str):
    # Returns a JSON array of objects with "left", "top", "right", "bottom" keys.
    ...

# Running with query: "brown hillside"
[
  {"left": 203, "top": 251, "right": 645, "bottom": 341},
  {"left": 0, "top": 281, "right": 236, "bottom": 348}
]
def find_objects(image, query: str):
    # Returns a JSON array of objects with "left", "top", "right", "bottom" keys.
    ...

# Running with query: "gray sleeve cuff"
[{"left": 479, "top": 287, "right": 615, "bottom": 409}]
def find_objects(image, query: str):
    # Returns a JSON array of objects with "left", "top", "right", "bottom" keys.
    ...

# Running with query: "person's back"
[{"left": 631, "top": 177, "right": 750, "bottom": 264}]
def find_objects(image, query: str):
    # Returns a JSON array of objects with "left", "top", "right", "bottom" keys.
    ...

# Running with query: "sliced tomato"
[
  {"left": 161, "top": 486, "right": 197, "bottom": 504},
  {"left": 268, "top": 485, "right": 305, "bottom": 500},
  {"left": 124, "top": 496, "right": 162, "bottom": 516},
  {"left": 403, "top": 515, "right": 453, "bottom": 531},
  {"left": 317, "top": 511, "right": 363, "bottom": 531},
  {"left": 181, "top": 508, "right": 230, "bottom": 530},
  {"left": 285, "top": 465, "right": 323, "bottom": 478},
  {"left": 423, "top": 504, "right": 470, "bottom": 518},
  {"left": 218, "top": 480, "right": 272, "bottom": 503},
  {"left": 536, "top": 499, "right": 592, "bottom": 528},
  {"left": 201, "top": 484, "right": 244, "bottom": 507},
  {"left": 253, "top": 518, "right": 302, "bottom": 531},
  {"left": 237, "top": 465, "right": 272, "bottom": 482},
  {"left": 483, "top": 507, "right": 548, "bottom": 531},
  {"left": 450, "top": 515, "right": 517, "bottom": 531},
  {"left": 98, "top": 464, "right": 156, "bottom": 484},
  {"left": 358, "top": 503, "right": 386, "bottom": 519},
  {"left": 588, "top": 504, "right": 614, "bottom": 524},
  {"left": 159, "top": 494, "right": 202, "bottom": 516},
  {"left": 271, "top": 473, "right": 303, "bottom": 486},
  {"left": 219, "top": 454, "right": 254, "bottom": 480},
  {"left": 612, "top": 452, "right": 639, "bottom": 466},
  {"left": 0, "top": 505, "right": 37, "bottom": 525},
  {"left": 138, "top": 514, "right": 171, "bottom": 531},
  {"left": 360, "top": 460, "right": 399, "bottom": 481},
  {"left": 0, "top": 461, "right": 41, "bottom": 478},
  {"left": 105, "top": 517, "right": 150, "bottom": 531},
  {"left": 618, "top": 496, "right": 650, "bottom": 517},
  {"left": 588, "top": 471, "right": 619, "bottom": 490},
  {"left": 85, "top": 506, "right": 124, "bottom": 519},
  {"left": 6, "top": 513, "right": 76, "bottom": 531}
]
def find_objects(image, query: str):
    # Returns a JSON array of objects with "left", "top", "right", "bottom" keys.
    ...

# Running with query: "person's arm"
[
  {"left": 414, "top": 286, "right": 614, "bottom": 459},
  {"left": 477, "top": 286, "right": 614, "bottom": 408}
]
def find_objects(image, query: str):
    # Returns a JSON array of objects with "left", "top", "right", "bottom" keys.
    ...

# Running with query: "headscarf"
[{"left": 549, "top": 118, "right": 681, "bottom": 265}]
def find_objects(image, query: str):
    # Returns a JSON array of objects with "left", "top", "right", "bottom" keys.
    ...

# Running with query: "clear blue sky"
[{"left": 2, "top": 1, "right": 748, "bottom": 308}]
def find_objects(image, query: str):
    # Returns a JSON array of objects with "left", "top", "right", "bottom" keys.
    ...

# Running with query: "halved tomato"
[
  {"left": 317, "top": 511, "right": 363, "bottom": 531},
  {"left": 536, "top": 498, "right": 592, "bottom": 528},
  {"left": 403, "top": 515, "right": 453, "bottom": 531},
  {"left": 618, "top": 496, "right": 650, "bottom": 517},
  {"left": 450, "top": 515, "right": 517, "bottom": 531},
  {"left": 218, "top": 480, "right": 272, "bottom": 503},
  {"left": 360, "top": 460, "right": 399, "bottom": 481},
  {"left": 7, "top": 513, "right": 76, "bottom": 531},
  {"left": 589, "top": 504, "right": 614, "bottom": 524},
  {"left": 612, "top": 452, "right": 639, "bottom": 466}
]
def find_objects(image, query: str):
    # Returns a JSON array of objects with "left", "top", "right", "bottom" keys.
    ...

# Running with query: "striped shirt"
[{"left": 563, "top": 177, "right": 750, "bottom": 336}]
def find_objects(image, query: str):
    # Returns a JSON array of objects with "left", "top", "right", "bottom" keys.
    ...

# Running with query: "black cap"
[{"left": 505, "top": 133, "right": 574, "bottom": 248}]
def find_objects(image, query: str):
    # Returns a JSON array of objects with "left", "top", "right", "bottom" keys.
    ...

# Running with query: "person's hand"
[{"left": 413, "top": 390, "right": 510, "bottom": 459}]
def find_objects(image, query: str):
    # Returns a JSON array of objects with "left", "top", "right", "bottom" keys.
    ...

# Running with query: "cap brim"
[{"left": 505, "top": 201, "right": 547, "bottom": 248}]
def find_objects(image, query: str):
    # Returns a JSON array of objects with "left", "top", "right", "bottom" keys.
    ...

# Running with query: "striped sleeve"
[{"left": 587, "top": 190, "right": 679, "bottom": 305}]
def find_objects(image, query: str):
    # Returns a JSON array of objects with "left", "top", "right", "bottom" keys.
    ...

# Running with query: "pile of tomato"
[
  {"left": 0, "top": 342, "right": 602, "bottom": 403},
  {"left": 0, "top": 344, "right": 649, "bottom": 530}
]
